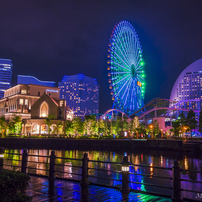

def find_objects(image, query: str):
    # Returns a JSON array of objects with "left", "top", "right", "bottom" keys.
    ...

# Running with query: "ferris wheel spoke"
[
  {"left": 112, "top": 61, "right": 130, "bottom": 72},
  {"left": 112, "top": 74, "right": 131, "bottom": 86},
  {"left": 112, "top": 40, "right": 130, "bottom": 67},
  {"left": 111, "top": 72, "right": 129, "bottom": 75},
  {"left": 115, "top": 76, "right": 132, "bottom": 98},
  {"left": 123, "top": 79, "right": 133, "bottom": 106},
  {"left": 111, "top": 51, "right": 130, "bottom": 69},
  {"left": 121, "top": 77, "right": 132, "bottom": 100}
]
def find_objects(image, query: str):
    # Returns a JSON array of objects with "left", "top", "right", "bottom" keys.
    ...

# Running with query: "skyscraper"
[
  {"left": 59, "top": 74, "right": 99, "bottom": 118},
  {"left": 0, "top": 59, "right": 12, "bottom": 99}
]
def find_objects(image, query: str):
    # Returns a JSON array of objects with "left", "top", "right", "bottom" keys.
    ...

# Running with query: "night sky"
[{"left": 1, "top": 1, "right": 202, "bottom": 113}]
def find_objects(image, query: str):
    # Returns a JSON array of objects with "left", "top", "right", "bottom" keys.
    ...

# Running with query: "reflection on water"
[{"left": 3, "top": 149, "right": 202, "bottom": 200}]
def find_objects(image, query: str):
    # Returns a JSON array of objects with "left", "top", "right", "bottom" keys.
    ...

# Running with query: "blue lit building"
[
  {"left": 17, "top": 75, "right": 55, "bottom": 87},
  {"left": 59, "top": 74, "right": 99, "bottom": 118},
  {"left": 0, "top": 59, "right": 12, "bottom": 99}
]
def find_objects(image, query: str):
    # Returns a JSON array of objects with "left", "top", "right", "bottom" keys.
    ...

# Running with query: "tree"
[
  {"left": 0, "top": 116, "right": 7, "bottom": 135},
  {"left": 10, "top": 115, "right": 22, "bottom": 135},
  {"left": 129, "top": 116, "right": 140, "bottom": 137},
  {"left": 198, "top": 109, "right": 202, "bottom": 133},
  {"left": 64, "top": 120, "right": 74, "bottom": 135},
  {"left": 72, "top": 117, "right": 84, "bottom": 135},
  {"left": 186, "top": 110, "right": 198, "bottom": 138},
  {"left": 153, "top": 120, "right": 160, "bottom": 137},
  {"left": 45, "top": 114, "right": 55, "bottom": 134},
  {"left": 54, "top": 121, "right": 63, "bottom": 136},
  {"left": 84, "top": 115, "right": 96, "bottom": 135},
  {"left": 170, "top": 120, "right": 180, "bottom": 137}
]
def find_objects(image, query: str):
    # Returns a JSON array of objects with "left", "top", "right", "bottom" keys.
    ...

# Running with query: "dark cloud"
[{"left": 0, "top": 0, "right": 202, "bottom": 113}]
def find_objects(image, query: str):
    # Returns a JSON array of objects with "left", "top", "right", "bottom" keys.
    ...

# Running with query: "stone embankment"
[{"left": 0, "top": 138, "right": 201, "bottom": 153}]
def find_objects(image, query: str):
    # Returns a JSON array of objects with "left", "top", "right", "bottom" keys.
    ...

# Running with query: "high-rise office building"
[
  {"left": 59, "top": 74, "right": 99, "bottom": 118},
  {"left": 0, "top": 59, "right": 12, "bottom": 99}
]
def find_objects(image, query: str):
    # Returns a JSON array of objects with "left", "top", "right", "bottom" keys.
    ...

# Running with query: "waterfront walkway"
[{"left": 26, "top": 176, "right": 172, "bottom": 202}]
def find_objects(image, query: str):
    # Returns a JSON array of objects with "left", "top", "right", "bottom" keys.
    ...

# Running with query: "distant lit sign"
[
  {"left": 46, "top": 89, "right": 58, "bottom": 93},
  {"left": 137, "top": 81, "right": 142, "bottom": 87}
]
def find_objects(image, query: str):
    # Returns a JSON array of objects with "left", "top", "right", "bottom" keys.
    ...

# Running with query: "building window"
[
  {"left": 25, "top": 99, "right": 28, "bottom": 105},
  {"left": 40, "top": 101, "right": 49, "bottom": 117},
  {"left": 19, "top": 99, "right": 23, "bottom": 105},
  {"left": 38, "top": 92, "right": 40, "bottom": 96},
  {"left": 60, "top": 100, "right": 63, "bottom": 107},
  {"left": 21, "top": 89, "right": 27, "bottom": 94}
]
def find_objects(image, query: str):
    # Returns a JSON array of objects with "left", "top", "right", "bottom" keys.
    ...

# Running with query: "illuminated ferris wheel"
[{"left": 107, "top": 21, "right": 145, "bottom": 115}]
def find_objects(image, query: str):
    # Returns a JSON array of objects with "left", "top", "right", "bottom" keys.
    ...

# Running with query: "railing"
[{"left": 0, "top": 147, "right": 201, "bottom": 201}]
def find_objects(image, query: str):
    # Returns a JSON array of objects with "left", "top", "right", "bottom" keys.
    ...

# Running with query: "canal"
[{"left": 3, "top": 148, "right": 202, "bottom": 200}]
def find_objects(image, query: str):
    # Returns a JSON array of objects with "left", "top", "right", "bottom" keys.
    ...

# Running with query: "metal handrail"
[
  {"left": 181, "top": 169, "right": 202, "bottom": 174},
  {"left": 130, "top": 164, "right": 172, "bottom": 170},
  {"left": 55, "top": 157, "right": 82, "bottom": 161},
  {"left": 27, "top": 154, "right": 50, "bottom": 158},
  {"left": 88, "top": 167, "right": 121, "bottom": 173},
  {"left": 27, "top": 161, "right": 49, "bottom": 164},
  {"left": 129, "top": 172, "right": 173, "bottom": 180},
  {"left": 129, "top": 181, "right": 173, "bottom": 190},
  {"left": 181, "top": 189, "right": 201, "bottom": 193},
  {"left": 88, "top": 160, "right": 121, "bottom": 165},
  {"left": 181, "top": 179, "right": 202, "bottom": 184},
  {"left": 55, "top": 171, "right": 82, "bottom": 176},
  {"left": 88, "top": 174, "right": 122, "bottom": 181}
]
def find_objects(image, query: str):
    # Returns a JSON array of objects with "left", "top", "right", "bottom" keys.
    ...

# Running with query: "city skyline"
[{"left": 1, "top": 1, "right": 202, "bottom": 113}]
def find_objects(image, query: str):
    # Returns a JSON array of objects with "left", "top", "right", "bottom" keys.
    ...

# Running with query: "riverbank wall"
[{"left": 0, "top": 138, "right": 201, "bottom": 154}]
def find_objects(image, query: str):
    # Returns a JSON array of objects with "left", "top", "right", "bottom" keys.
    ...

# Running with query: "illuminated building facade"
[
  {"left": 17, "top": 75, "right": 55, "bottom": 87},
  {"left": 0, "top": 84, "right": 60, "bottom": 120},
  {"left": 59, "top": 74, "right": 99, "bottom": 118},
  {"left": 0, "top": 59, "right": 12, "bottom": 99},
  {"left": 170, "top": 58, "right": 202, "bottom": 118}
]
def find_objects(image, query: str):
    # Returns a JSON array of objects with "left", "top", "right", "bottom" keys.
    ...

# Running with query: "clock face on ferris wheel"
[{"left": 107, "top": 21, "right": 145, "bottom": 116}]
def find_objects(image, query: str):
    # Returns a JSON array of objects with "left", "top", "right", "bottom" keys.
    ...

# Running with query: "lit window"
[
  {"left": 25, "top": 99, "right": 28, "bottom": 105},
  {"left": 40, "top": 101, "right": 49, "bottom": 117},
  {"left": 19, "top": 99, "right": 23, "bottom": 105},
  {"left": 21, "top": 90, "right": 27, "bottom": 94}
]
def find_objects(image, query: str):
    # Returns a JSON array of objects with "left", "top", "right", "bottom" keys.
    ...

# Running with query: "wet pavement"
[{"left": 26, "top": 176, "right": 172, "bottom": 202}]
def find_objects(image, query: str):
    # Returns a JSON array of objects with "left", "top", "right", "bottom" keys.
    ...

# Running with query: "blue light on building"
[
  {"left": 0, "top": 59, "right": 12, "bottom": 99},
  {"left": 17, "top": 75, "right": 55, "bottom": 87},
  {"left": 59, "top": 74, "right": 99, "bottom": 118}
]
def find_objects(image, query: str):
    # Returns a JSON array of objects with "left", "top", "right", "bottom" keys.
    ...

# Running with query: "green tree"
[
  {"left": 54, "top": 121, "right": 63, "bottom": 135},
  {"left": 0, "top": 116, "right": 7, "bottom": 135},
  {"left": 45, "top": 114, "right": 55, "bottom": 134},
  {"left": 84, "top": 115, "right": 96, "bottom": 135},
  {"left": 186, "top": 109, "right": 197, "bottom": 138},
  {"left": 10, "top": 115, "right": 22, "bottom": 135},
  {"left": 170, "top": 120, "right": 180, "bottom": 137},
  {"left": 153, "top": 120, "right": 160, "bottom": 137},
  {"left": 64, "top": 120, "right": 74, "bottom": 135},
  {"left": 137, "top": 123, "right": 146, "bottom": 137},
  {"left": 129, "top": 116, "right": 140, "bottom": 137},
  {"left": 198, "top": 109, "right": 202, "bottom": 133},
  {"left": 72, "top": 117, "right": 84, "bottom": 135}
]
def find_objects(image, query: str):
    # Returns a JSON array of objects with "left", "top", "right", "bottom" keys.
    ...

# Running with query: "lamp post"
[
  {"left": 121, "top": 156, "right": 130, "bottom": 193},
  {"left": 149, "top": 124, "right": 153, "bottom": 138},
  {"left": 0, "top": 147, "right": 4, "bottom": 171}
]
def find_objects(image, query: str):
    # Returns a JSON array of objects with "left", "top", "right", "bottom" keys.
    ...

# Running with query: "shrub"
[{"left": 0, "top": 169, "right": 31, "bottom": 202}]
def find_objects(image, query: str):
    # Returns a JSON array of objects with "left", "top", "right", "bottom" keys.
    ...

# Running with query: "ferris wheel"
[{"left": 107, "top": 21, "right": 145, "bottom": 116}]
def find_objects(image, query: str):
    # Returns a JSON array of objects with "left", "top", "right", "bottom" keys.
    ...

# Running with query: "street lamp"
[
  {"left": 149, "top": 124, "right": 154, "bottom": 138},
  {"left": 122, "top": 156, "right": 129, "bottom": 172}
]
